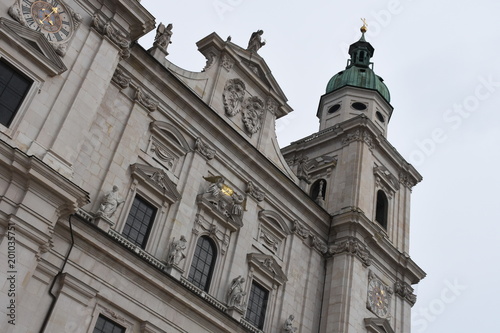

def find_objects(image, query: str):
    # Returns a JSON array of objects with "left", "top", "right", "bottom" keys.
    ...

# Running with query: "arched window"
[
  {"left": 188, "top": 236, "right": 217, "bottom": 292},
  {"left": 375, "top": 190, "right": 388, "bottom": 229}
]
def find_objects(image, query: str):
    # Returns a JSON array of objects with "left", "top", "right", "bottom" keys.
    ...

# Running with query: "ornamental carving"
[
  {"left": 374, "top": 165, "right": 400, "bottom": 194},
  {"left": 267, "top": 98, "right": 278, "bottom": 115},
  {"left": 202, "top": 51, "right": 217, "bottom": 72},
  {"left": 399, "top": 171, "right": 417, "bottom": 189},
  {"left": 292, "top": 220, "right": 310, "bottom": 239},
  {"left": 193, "top": 214, "right": 230, "bottom": 255},
  {"left": 135, "top": 88, "right": 158, "bottom": 112},
  {"left": 112, "top": 68, "right": 131, "bottom": 89},
  {"left": 150, "top": 140, "right": 175, "bottom": 170},
  {"left": 223, "top": 79, "right": 245, "bottom": 117},
  {"left": 202, "top": 176, "right": 245, "bottom": 226},
  {"left": 342, "top": 129, "right": 374, "bottom": 150},
  {"left": 245, "top": 181, "right": 265, "bottom": 201},
  {"left": 311, "top": 236, "right": 328, "bottom": 254},
  {"left": 92, "top": 14, "right": 130, "bottom": 59},
  {"left": 242, "top": 96, "right": 264, "bottom": 135},
  {"left": 329, "top": 237, "right": 372, "bottom": 266},
  {"left": 394, "top": 279, "right": 417, "bottom": 306},
  {"left": 194, "top": 137, "right": 216, "bottom": 160},
  {"left": 221, "top": 53, "right": 233, "bottom": 71}
]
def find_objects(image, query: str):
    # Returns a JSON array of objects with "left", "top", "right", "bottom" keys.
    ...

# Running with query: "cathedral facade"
[{"left": 0, "top": 1, "right": 424, "bottom": 332}]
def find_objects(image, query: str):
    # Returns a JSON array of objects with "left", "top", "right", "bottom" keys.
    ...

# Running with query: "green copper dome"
[{"left": 326, "top": 33, "right": 390, "bottom": 103}]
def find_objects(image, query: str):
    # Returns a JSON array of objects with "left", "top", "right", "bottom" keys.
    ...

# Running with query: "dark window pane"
[
  {"left": 0, "top": 60, "right": 32, "bottom": 127},
  {"left": 245, "top": 281, "right": 269, "bottom": 329},
  {"left": 122, "top": 196, "right": 156, "bottom": 248},
  {"left": 187, "top": 236, "right": 216, "bottom": 292},
  {"left": 92, "top": 315, "right": 125, "bottom": 333}
]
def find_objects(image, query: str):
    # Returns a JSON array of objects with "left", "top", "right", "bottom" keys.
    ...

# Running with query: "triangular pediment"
[
  {"left": 247, "top": 253, "right": 287, "bottom": 285},
  {"left": 196, "top": 32, "right": 292, "bottom": 118},
  {"left": 130, "top": 163, "right": 181, "bottom": 203},
  {"left": 364, "top": 318, "right": 395, "bottom": 333},
  {"left": 0, "top": 18, "right": 66, "bottom": 76}
]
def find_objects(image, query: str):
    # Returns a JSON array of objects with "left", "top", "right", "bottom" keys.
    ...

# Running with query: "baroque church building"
[{"left": 0, "top": 1, "right": 425, "bottom": 332}]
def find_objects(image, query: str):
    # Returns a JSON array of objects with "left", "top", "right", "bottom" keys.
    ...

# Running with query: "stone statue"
[
  {"left": 166, "top": 235, "right": 187, "bottom": 266},
  {"left": 154, "top": 23, "right": 173, "bottom": 52},
  {"left": 283, "top": 315, "right": 298, "bottom": 332},
  {"left": 227, "top": 275, "right": 246, "bottom": 307},
  {"left": 206, "top": 177, "right": 224, "bottom": 197},
  {"left": 247, "top": 30, "right": 265, "bottom": 53},
  {"left": 96, "top": 185, "right": 124, "bottom": 218},
  {"left": 297, "top": 157, "right": 312, "bottom": 183},
  {"left": 231, "top": 193, "right": 244, "bottom": 216}
]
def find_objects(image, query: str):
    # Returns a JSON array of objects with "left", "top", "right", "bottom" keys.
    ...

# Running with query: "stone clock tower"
[{"left": 282, "top": 24, "right": 425, "bottom": 332}]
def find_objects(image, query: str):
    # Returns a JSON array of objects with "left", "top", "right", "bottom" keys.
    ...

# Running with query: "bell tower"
[{"left": 281, "top": 21, "right": 425, "bottom": 332}]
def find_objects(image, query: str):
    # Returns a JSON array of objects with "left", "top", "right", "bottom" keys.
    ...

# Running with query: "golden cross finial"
[{"left": 361, "top": 18, "right": 368, "bottom": 33}]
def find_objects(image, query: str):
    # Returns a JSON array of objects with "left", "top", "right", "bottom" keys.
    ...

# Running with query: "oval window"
[
  {"left": 351, "top": 102, "right": 367, "bottom": 111},
  {"left": 328, "top": 104, "right": 341, "bottom": 114},
  {"left": 376, "top": 111, "right": 385, "bottom": 123}
]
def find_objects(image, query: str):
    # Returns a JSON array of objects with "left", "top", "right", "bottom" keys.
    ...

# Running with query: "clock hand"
[{"left": 39, "top": 7, "right": 59, "bottom": 24}]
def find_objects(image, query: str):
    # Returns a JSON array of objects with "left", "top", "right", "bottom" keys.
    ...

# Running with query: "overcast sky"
[{"left": 139, "top": 1, "right": 499, "bottom": 331}]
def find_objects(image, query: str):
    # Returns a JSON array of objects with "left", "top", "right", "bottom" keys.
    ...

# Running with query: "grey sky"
[{"left": 139, "top": 1, "right": 500, "bottom": 331}]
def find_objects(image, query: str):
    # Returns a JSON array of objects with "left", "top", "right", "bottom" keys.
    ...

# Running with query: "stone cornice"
[
  {"left": 282, "top": 114, "right": 422, "bottom": 189},
  {"left": 331, "top": 207, "right": 426, "bottom": 284},
  {"left": 0, "top": 139, "right": 90, "bottom": 214}
]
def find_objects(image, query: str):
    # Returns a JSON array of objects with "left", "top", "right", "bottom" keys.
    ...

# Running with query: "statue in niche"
[
  {"left": 223, "top": 78, "right": 245, "bottom": 117},
  {"left": 154, "top": 23, "right": 173, "bottom": 53},
  {"left": 283, "top": 315, "right": 298, "bottom": 332},
  {"left": 242, "top": 96, "right": 264, "bottom": 135},
  {"left": 315, "top": 179, "right": 326, "bottom": 208},
  {"left": 96, "top": 185, "right": 124, "bottom": 218},
  {"left": 247, "top": 30, "right": 265, "bottom": 53},
  {"left": 166, "top": 235, "right": 187, "bottom": 266},
  {"left": 227, "top": 275, "right": 246, "bottom": 308}
]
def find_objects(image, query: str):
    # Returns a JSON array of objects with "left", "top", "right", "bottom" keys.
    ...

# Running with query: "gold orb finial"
[{"left": 361, "top": 18, "right": 368, "bottom": 33}]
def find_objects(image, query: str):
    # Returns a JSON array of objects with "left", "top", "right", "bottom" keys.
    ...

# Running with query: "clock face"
[
  {"left": 20, "top": 0, "right": 73, "bottom": 43},
  {"left": 367, "top": 278, "right": 390, "bottom": 317}
]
